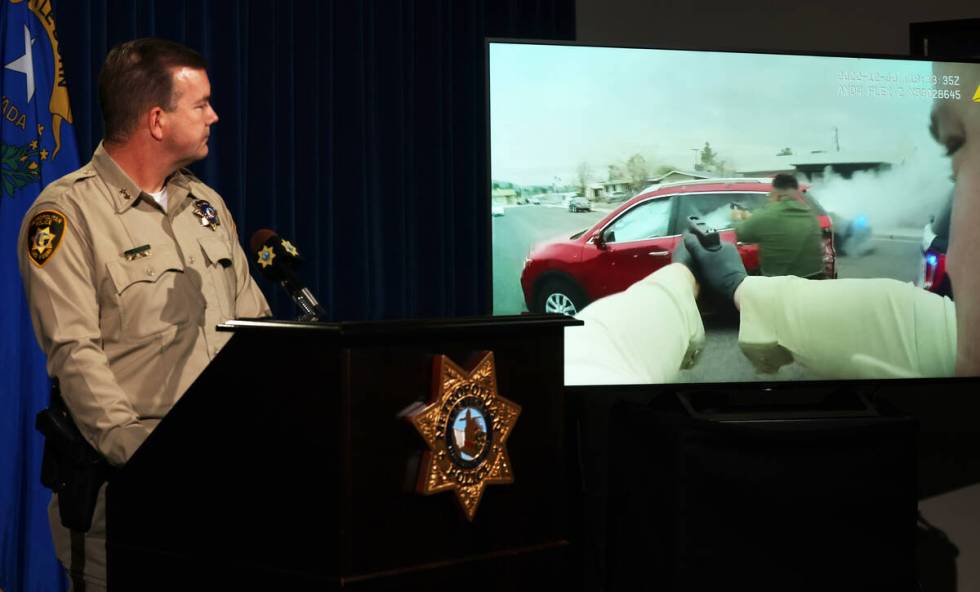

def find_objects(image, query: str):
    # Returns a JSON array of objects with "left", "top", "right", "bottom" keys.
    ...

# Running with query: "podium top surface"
[{"left": 217, "top": 313, "right": 581, "bottom": 339}]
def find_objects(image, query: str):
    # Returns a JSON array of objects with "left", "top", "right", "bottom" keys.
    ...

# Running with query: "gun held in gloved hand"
[{"left": 687, "top": 216, "right": 721, "bottom": 251}]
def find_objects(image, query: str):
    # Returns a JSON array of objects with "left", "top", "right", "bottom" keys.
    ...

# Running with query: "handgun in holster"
[{"left": 35, "top": 379, "right": 113, "bottom": 532}]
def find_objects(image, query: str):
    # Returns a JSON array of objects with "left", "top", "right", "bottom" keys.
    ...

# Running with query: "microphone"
[{"left": 249, "top": 229, "right": 327, "bottom": 322}]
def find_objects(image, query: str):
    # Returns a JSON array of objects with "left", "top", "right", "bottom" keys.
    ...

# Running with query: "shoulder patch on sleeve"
[{"left": 26, "top": 209, "right": 69, "bottom": 268}]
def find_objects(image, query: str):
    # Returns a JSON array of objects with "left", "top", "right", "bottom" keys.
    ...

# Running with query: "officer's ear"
[{"left": 147, "top": 106, "right": 166, "bottom": 141}]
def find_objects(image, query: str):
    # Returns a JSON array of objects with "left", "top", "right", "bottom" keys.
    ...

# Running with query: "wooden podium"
[{"left": 105, "top": 315, "right": 580, "bottom": 590}]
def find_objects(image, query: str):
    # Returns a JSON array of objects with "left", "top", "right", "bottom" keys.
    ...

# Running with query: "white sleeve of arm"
[
  {"left": 737, "top": 276, "right": 957, "bottom": 379},
  {"left": 564, "top": 263, "right": 705, "bottom": 385}
]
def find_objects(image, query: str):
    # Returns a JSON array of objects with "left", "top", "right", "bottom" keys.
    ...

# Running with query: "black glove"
[
  {"left": 670, "top": 236, "right": 695, "bottom": 271},
  {"left": 681, "top": 232, "right": 747, "bottom": 303}
]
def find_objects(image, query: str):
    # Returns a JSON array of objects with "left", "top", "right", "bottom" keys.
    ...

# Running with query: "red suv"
[{"left": 520, "top": 178, "right": 837, "bottom": 314}]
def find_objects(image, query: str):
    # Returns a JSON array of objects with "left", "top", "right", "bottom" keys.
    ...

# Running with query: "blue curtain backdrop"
[
  {"left": 1, "top": 1, "right": 573, "bottom": 590},
  {"left": 0, "top": 2, "right": 80, "bottom": 591}
]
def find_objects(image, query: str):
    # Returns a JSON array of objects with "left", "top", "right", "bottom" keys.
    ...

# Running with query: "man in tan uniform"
[{"left": 18, "top": 38, "right": 270, "bottom": 590}]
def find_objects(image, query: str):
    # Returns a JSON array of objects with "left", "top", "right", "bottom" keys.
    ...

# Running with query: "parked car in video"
[
  {"left": 491, "top": 205, "right": 506, "bottom": 217},
  {"left": 521, "top": 178, "right": 837, "bottom": 315},
  {"left": 917, "top": 193, "right": 951, "bottom": 297},
  {"left": 568, "top": 196, "right": 591, "bottom": 212}
]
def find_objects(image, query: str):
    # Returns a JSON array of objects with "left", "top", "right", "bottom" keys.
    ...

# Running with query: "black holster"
[{"left": 35, "top": 379, "right": 113, "bottom": 532}]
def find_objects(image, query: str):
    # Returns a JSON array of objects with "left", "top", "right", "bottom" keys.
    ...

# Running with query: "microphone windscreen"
[{"left": 250, "top": 228, "right": 278, "bottom": 254}]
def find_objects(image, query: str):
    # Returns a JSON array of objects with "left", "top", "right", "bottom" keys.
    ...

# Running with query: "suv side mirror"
[
  {"left": 591, "top": 232, "right": 606, "bottom": 249},
  {"left": 593, "top": 229, "right": 614, "bottom": 249}
]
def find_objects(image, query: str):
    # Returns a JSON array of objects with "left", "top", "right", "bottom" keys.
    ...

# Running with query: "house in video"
[
  {"left": 645, "top": 169, "right": 712, "bottom": 186},
  {"left": 737, "top": 151, "right": 897, "bottom": 181}
]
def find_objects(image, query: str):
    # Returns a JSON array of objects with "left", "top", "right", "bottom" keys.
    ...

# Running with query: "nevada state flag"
[{"left": 1, "top": 0, "right": 79, "bottom": 590}]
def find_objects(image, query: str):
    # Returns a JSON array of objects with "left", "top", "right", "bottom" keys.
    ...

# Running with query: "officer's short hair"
[
  {"left": 771, "top": 174, "right": 799, "bottom": 191},
  {"left": 99, "top": 38, "right": 208, "bottom": 144}
]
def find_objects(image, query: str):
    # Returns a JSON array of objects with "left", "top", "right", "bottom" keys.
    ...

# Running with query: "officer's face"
[
  {"left": 161, "top": 67, "right": 219, "bottom": 167},
  {"left": 931, "top": 61, "right": 980, "bottom": 374}
]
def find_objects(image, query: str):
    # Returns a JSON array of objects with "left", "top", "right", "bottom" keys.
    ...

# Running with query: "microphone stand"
[{"left": 280, "top": 275, "right": 327, "bottom": 322}]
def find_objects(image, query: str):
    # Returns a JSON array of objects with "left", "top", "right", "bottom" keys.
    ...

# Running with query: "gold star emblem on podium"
[{"left": 409, "top": 352, "right": 521, "bottom": 521}]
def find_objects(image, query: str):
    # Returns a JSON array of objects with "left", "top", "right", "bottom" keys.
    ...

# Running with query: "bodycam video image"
[{"left": 488, "top": 42, "right": 980, "bottom": 385}]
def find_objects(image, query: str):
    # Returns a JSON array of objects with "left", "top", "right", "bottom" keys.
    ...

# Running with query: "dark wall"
[{"left": 576, "top": 0, "right": 980, "bottom": 55}]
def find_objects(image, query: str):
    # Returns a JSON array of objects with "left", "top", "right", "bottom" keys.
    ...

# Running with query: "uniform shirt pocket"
[
  {"left": 197, "top": 235, "right": 237, "bottom": 319},
  {"left": 104, "top": 245, "right": 194, "bottom": 340}
]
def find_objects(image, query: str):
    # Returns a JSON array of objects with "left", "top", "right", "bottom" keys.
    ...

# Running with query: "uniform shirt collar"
[{"left": 91, "top": 142, "right": 194, "bottom": 213}]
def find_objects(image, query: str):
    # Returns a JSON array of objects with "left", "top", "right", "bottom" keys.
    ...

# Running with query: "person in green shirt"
[{"left": 732, "top": 174, "right": 825, "bottom": 278}]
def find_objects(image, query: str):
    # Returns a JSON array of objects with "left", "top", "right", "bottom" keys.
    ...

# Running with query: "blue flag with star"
[{"left": 1, "top": 1, "right": 78, "bottom": 590}]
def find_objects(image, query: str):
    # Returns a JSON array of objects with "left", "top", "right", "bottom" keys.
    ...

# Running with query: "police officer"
[
  {"left": 932, "top": 61, "right": 980, "bottom": 377},
  {"left": 731, "top": 173, "right": 825, "bottom": 278},
  {"left": 18, "top": 38, "right": 270, "bottom": 591}
]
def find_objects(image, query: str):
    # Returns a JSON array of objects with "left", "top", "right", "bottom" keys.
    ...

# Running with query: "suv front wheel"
[{"left": 535, "top": 278, "right": 586, "bottom": 315}]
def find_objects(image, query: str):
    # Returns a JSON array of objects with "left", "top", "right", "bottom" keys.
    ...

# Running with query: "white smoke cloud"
[{"left": 807, "top": 146, "right": 954, "bottom": 233}]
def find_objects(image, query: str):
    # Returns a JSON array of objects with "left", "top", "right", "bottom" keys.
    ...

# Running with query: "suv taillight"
[{"left": 923, "top": 252, "right": 939, "bottom": 290}]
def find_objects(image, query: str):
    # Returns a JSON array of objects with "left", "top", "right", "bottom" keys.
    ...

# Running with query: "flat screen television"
[{"left": 487, "top": 40, "right": 980, "bottom": 385}]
